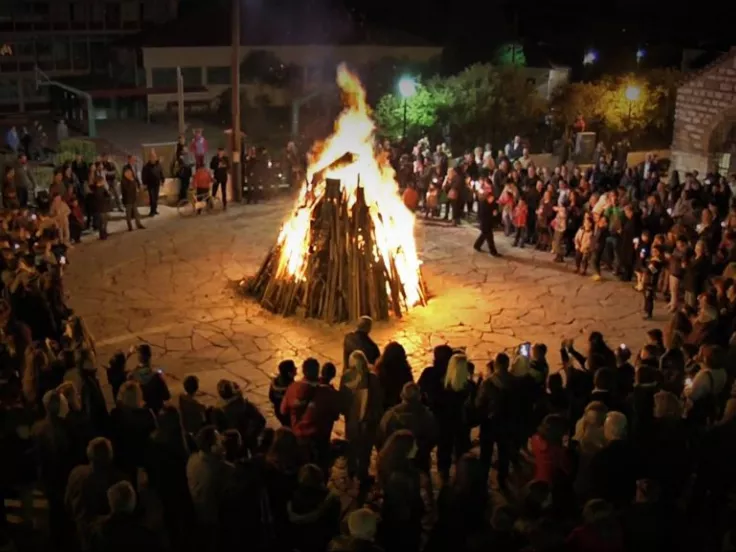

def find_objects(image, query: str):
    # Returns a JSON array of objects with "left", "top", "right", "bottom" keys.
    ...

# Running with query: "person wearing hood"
[
  {"left": 287, "top": 463, "right": 341, "bottom": 552},
  {"left": 211, "top": 378, "right": 266, "bottom": 455},
  {"left": 377, "top": 382, "right": 437, "bottom": 501},
  {"left": 128, "top": 344, "right": 170, "bottom": 414},
  {"left": 328, "top": 508, "right": 384, "bottom": 552},
  {"left": 343, "top": 316, "right": 380, "bottom": 370},
  {"left": 339, "top": 350, "right": 383, "bottom": 490},
  {"left": 476, "top": 352, "right": 518, "bottom": 489}
]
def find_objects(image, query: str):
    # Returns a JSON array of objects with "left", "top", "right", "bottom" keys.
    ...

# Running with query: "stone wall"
[{"left": 671, "top": 48, "right": 736, "bottom": 177}]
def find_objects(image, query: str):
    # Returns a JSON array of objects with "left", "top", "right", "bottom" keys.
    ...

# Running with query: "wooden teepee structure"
[{"left": 246, "top": 157, "right": 427, "bottom": 323}]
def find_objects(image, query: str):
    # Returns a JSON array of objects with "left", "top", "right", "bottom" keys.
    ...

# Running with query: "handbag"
[{"left": 447, "top": 188, "right": 458, "bottom": 201}]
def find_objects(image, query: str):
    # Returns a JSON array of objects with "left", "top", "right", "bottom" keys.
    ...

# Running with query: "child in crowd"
[
  {"left": 591, "top": 215, "right": 609, "bottom": 281},
  {"left": 319, "top": 362, "right": 337, "bottom": 388},
  {"left": 425, "top": 181, "right": 440, "bottom": 218},
  {"left": 643, "top": 245, "right": 664, "bottom": 319},
  {"left": 512, "top": 197, "right": 529, "bottom": 248},
  {"left": 179, "top": 375, "right": 208, "bottom": 439},
  {"left": 633, "top": 230, "right": 652, "bottom": 291},
  {"left": 269, "top": 359, "right": 296, "bottom": 426},
  {"left": 552, "top": 205, "right": 568, "bottom": 262},
  {"left": 574, "top": 216, "right": 594, "bottom": 275}
]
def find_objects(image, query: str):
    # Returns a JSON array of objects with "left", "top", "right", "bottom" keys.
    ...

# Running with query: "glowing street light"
[
  {"left": 397, "top": 75, "right": 417, "bottom": 140},
  {"left": 636, "top": 48, "right": 646, "bottom": 65},
  {"left": 583, "top": 50, "right": 598, "bottom": 65},
  {"left": 398, "top": 76, "right": 417, "bottom": 99},
  {"left": 625, "top": 85, "right": 641, "bottom": 102}
]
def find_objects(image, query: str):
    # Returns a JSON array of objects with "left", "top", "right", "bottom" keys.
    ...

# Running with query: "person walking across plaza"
[
  {"left": 474, "top": 181, "right": 500, "bottom": 256},
  {"left": 141, "top": 151, "right": 165, "bottom": 217},
  {"left": 120, "top": 167, "right": 145, "bottom": 232},
  {"left": 209, "top": 147, "right": 229, "bottom": 210}
]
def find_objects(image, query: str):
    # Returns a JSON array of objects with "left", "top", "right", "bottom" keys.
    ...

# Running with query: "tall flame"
[{"left": 274, "top": 63, "right": 423, "bottom": 309}]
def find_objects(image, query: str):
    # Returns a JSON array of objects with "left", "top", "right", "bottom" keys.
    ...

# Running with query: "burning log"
[{"left": 242, "top": 63, "right": 427, "bottom": 323}]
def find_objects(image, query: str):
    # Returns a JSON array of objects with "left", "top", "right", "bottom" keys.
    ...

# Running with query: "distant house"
[
  {"left": 517, "top": 66, "right": 571, "bottom": 100},
  {"left": 111, "top": 4, "right": 443, "bottom": 118}
]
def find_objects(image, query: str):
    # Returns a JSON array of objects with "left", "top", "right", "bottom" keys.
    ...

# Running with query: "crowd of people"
[
  {"left": 3, "top": 127, "right": 736, "bottom": 552},
  {"left": 398, "top": 138, "right": 736, "bottom": 318}
]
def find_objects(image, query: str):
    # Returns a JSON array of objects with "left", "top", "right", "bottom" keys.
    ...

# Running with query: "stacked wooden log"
[{"left": 246, "top": 173, "right": 427, "bottom": 323}]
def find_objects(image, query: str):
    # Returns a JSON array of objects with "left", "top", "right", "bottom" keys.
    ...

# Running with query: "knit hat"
[{"left": 347, "top": 508, "right": 379, "bottom": 540}]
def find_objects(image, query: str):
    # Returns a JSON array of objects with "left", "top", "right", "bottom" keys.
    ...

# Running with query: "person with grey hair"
[
  {"left": 589, "top": 411, "right": 641, "bottom": 507},
  {"left": 342, "top": 315, "right": 380, "bottom": 370},
  {"left": 65, "top": 437, "right": 128, "bottom": 550},
  {"left": 90, "top": 480, "right": 163, "bottom": 552}
]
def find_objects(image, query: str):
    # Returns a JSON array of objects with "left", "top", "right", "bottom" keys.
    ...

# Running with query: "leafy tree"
[
  {"left": 374, "top": 63, "right": 546, "bottom": 149},
  {"left": 551, "top": 69, "right": 680, "bottom": 137},
  {"left": 493, "top": 42, "right": 527, "bottom": 67}
]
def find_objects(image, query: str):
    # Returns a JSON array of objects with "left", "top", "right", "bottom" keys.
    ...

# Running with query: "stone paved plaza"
[{"left": 66, "top": 199, "right": 663, "bottom": 425}]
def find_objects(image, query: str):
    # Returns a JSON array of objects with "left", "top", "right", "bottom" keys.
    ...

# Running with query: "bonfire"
[{"left": 246, "top": 64, "right": 428, "bottom": 323}]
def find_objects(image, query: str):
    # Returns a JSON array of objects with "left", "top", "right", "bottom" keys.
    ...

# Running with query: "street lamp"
[
  {"left": 624, "top": 85, "right": 641, "bottom": 132},
  {"left": 582, "top": 50, "right": 598, "bottom": 65},
  {"left": 636, "top": 48, "right": 646, "bottom": 66},
  {"left": 397, "top": 75, "right": 417, "bottom": 141}
]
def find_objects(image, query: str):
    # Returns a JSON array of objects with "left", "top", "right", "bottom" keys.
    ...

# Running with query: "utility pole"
[
  {"left": 176, "top": 67, "right": 185, "bottom": 136},
  {"left": 231, "top": 0, "right": 243, "bottom": 202}
]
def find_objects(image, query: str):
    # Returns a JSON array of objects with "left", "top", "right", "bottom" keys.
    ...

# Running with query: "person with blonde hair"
[
  {"left": 435, "top": 351, "right": 475, "bottom": 482},
  {"left": 573, "top": 401, "right": 608, "bottom": 499},
  {"left": 339, "top": 350, "right": 383, "bottom": 488}
]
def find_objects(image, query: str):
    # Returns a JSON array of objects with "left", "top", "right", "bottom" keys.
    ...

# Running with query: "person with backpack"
[{"left": 475, "top": 352, "right": 520, "bottom": 490}]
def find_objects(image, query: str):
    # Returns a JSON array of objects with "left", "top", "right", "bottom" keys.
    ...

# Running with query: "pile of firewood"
[{"left": 246, "top": 172, "right": 427, "bottom": 323}]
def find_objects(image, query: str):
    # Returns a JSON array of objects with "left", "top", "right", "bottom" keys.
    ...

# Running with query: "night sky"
[{"left": 179, "top": 0, "right": 733, "bottom": 71}]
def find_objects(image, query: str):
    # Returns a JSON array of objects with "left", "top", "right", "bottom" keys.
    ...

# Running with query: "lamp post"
[
  {"left": 624, "top": 85, "right": 641, "bottom": 136},
  {"left": 230, "top": 0, "right": 243, "bottom": 203},
  {"left": 397, "top": 75, "right": 417, "bottom": 141}
]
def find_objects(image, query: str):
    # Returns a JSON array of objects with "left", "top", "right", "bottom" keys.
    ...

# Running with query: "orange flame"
[{"left": 274, "top": 63, "right": 423, "bottom": 309}]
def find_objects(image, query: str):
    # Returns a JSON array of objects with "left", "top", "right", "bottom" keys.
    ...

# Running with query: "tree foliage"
[
  {"left": 550, "top": 69, "right": 680, "bottom": 136},
  {"left": 374, "top": 63, "right": 545, "bottom": 149}
]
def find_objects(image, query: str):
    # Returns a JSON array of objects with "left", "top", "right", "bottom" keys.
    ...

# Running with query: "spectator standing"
[{"left": 141, "top": 151, "right": 164, "bottom": 217}]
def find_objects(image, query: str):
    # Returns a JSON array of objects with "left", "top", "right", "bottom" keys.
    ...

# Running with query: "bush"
[{"left": 55, "top": 138, "right": 97, "bottom": 165}]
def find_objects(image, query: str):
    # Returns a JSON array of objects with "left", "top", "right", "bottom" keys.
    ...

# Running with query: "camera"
[{"left": 519, "top": 342, "right": 531, "bottom": 357}]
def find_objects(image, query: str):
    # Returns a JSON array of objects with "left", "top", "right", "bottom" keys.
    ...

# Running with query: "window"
[
  {"left": 151, "top": 67, "right": 177, "bottom": 88},
  {"left": 14, "top": 41, "right": 35, "bottom": 57},
  {"left": 206, "top": 66, "right": 230, "bottom": 85},
  {"left": 71, "top": 41, "right": 89, "bottom": 70},
  {"left": 179, "top": 67, "right": 202, "bottom": 86},
  {"left": 105, "top": 2, "right": 121, "bottom": 28},
  {"left": 122, "top": 1, "right": 138, "bottom": 21},
  {"left": 90, "top": 41, "right": 108, "bottom": 73},
  {"left": 0, "top": 78, "right": 19, "bottom": 100},
  {"left": 32, "top": 2, "right": 50, "bottom": 16},
  {"left": 36, "top": 41, "right": 53, "bottom": 57},
  {"left": 53, "top": 40, "right": 71, "bottom": 70},
  {"left": 0, "top": 62, "right": 18, "bottom": 74}
]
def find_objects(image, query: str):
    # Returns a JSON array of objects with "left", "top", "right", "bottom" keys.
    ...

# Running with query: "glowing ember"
[{"left": 271, "top": 64, "right": 424, "bottom": 311}]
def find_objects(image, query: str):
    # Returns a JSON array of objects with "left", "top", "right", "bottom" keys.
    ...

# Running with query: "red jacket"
[
  {"left": 530, "top": 433, "right": 571, "bottom": 484},
  {"left": 280, "top": 380, "right": 340, "bottom": 440},
  {"left": 512, "top": 203, "right": 528, "bottom": 228}
]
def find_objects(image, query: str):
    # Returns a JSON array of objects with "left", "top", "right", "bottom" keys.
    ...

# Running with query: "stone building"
[{"left": 671, "top": 47, "right": 736, "bottom": 177}]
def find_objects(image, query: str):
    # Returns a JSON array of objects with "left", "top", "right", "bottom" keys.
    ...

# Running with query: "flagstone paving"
[{"left": 67, "top": 199, "right": 663, "bottom": 425}]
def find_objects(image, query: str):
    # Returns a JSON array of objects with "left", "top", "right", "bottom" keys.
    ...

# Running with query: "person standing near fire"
[
  {"left": 209, "top": 147, "right": 229, "bottom": 210},
  {"left": 473, "top": 179, "right": 501, "bottom": 257}
]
